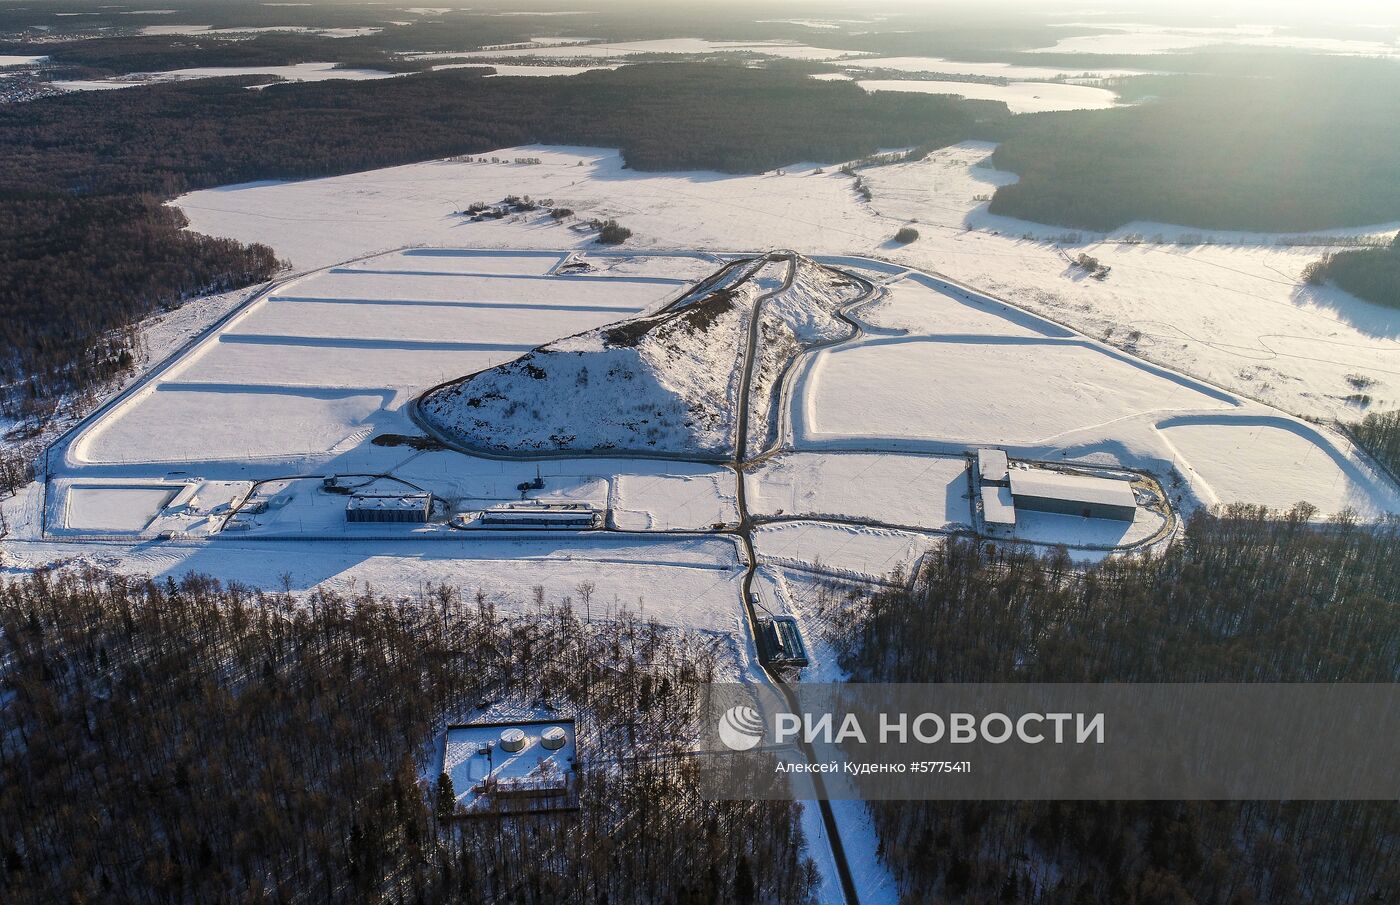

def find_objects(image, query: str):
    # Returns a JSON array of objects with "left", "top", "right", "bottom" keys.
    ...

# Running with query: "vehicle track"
[{"left": 727, "top": 251, "right": 864, "bottom": 905}]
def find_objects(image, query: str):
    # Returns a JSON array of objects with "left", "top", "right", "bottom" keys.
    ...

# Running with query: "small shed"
[
  {"left": 1009, "top": 471, "right": 1136, "bottom": 521},
  {"left": 346, "top": 492, "right": 433, "bottom": 524}
]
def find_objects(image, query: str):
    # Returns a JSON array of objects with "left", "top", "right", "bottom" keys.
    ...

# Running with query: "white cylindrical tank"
[
  {"left": 500, "top": 728, "right": 527, "bottom": 753},
  {"left": 541, "top": 726, "right": 567, "bottom": 750}
]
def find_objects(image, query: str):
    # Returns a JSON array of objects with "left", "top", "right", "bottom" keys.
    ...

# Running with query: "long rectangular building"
[
  {"left": 1008, "top": 471, "right": 1136, "bottom": 522},
  {"left": 346, "top": 493, "right": 434, "bottom": 523},
  {"left": 477, "top": 501, "right": 600, "bottom": 528}
]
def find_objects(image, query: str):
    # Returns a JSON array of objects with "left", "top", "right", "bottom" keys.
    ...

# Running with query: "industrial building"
[
  {"left": 1008, "top": 470, "right": 1137, "bottom": 522},
  {"left": 759, "top": 615, "right": 810, "bottom": 667},
  {"left": 440, "top": 719, "right": 578, "bottom": 817},
  {"left": 346, "top": 492, "right": 434, "bottom": 524},
  {"left": 974, "top": 448, "right": 1139, "bottom": 528},
  {"left": 473, "top": 501, "right": 600, "bottom": 529}
]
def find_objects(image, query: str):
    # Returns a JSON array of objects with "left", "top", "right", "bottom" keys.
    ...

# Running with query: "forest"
[
  {"left": 821, "top": 505, "right": 1400, "bottom": 904},
  {"left": 0, "top": 63, "right": 987, "bottom": 423},
  {"left": 0, "top": 194, "right": 282, "bottom": 422},
  {"left": 987, "top": 57, "right": 1400, "bottom": 232},
  {"left": 0, "top": 570, "right": 813, "bottom": 905},
  {"left": 1304, "top": 233, "right": 1400, "bottom": 311},
  {"left": 1351, "top": 409, "right": 1400, "bottom": 482},
  {"left": 0, "top": 0, "right": 1101, "bottom": 59}
]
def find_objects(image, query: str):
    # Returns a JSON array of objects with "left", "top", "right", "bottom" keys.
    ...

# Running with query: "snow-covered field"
[
  {"left": 138, "top": 24, "right": 383, "bottom": 38},
  {"left": 70, "top": 250, "right": 684, "bottom": 466},
  {"left": 800, "top": 336, "right": 1230, "bottom": 446},
  {"left": 408, "top": 38, "right": 864, "bottom": 62},
  {"left": 842, "top": 56, "right": 1146, "bottom": 80},
  {"left": 1157, "top": 416, "right": 1395, "bottom": 515},
  {"left": 1031, "top": 23, "right": 1400, "bottom": 58},
  {"left": 466, "top": 63, "right": 620, "bottom": 77},
  {"left": 855, "top": 79, "right": 1119, "bottom": 113},
  {"left": 5, "top": 250, "right": 765, "bottom": 635},
  {"left": 747, "top": 452, "right": 972, "bottom": 529},
  {"left": 51, "top": 62, "right": 399, "bottom": 93},
  {"left": 754, "top": 522, "right": 935, "bottom": 580},
  {"left": 10, "top": 130, "right": 1400, "bottom": 902},
  {"left": 65, "top": 485, "right": 177, "bottom": 532},
  {"left": 169, "top": 143, "right": 1400, "bottom": 431},
  {"left": 7, "top": 146, "right": 1400, "bottom": 629}
]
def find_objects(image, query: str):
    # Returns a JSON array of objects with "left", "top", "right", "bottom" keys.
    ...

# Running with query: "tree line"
[
  {"left": 0, "top": 193, "right": 282, "bottom": 423},
  {"left": 1350, "top": 408, "right": 1400, "bottom": 481},
  {"left": 1304, "top": 232, "right": 1400, "bottom": 311},
  {"left": 822, "top": 505, "right": 1400, "bottom": 904},
  {"left": 0, "top": 63, "right": 989, "bottom": 426},
  {"left": 0, "top": 570, "right": 813, "bottom": 904}
]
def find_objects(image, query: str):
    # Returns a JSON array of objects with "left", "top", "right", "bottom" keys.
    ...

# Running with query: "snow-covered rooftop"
[
  {"left": 346, "top": 493, "right": 433, "bottom": 512},
  {"left": 981, "top": 484, "right": 1016, "bottom": 526},
  {"left": 1009, "top": 470, "right": 1136, "bottom": 509},
  {"left": 977, "top": 448, "right": 1009, "bottom": 485}
]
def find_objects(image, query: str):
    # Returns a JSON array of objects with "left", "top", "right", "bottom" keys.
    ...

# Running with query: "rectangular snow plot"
[
  {"left": 182, "top": 341, "right": 504, "bottom": 392},
  {"left": 236, "top": 297, "right": 629, "bottom": 345},
  {"left": 856, "top": 278, "right": 1052, "bottom": 339},
  {"left": 66, "top": 485, "right": 178, "bottom": 532},
  {"left": 805, "top": 339, "right": 1230, "bottom": 445},
  {"left": 301, "top": 270, "right": 675, "bottom": 310},
  {"left": 746, "top": 453, "right": 971, "bottom": 530},
  {"left": 754, "top": 522, "right": 937, "bottom": 580},
  {"left": 75, "top": 386, "right": 390, "bottom": 464},
  {"left": 1160, "top": 420, "right": 1400, "bottom": 517},
  {"left": 612, "top": 471, "right": 738, "bottom": 531},
  {"left": 360, "top": 249, "right": 566, "bottom": 276}
]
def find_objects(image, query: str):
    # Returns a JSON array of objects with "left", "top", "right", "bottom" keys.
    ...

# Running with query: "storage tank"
[
  {"left": 500, "top": 728, "right": 527, "bottom": 753},
  {"left": 541, "top": 726, "right": 567, "bottom": 750}
]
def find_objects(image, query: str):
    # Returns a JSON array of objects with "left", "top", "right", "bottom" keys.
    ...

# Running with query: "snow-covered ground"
[
  {"left": 747, "top": 452, "right": 972, "bottom": 529},
  {"left": 406, "top": 38, "right": 865, "bottom": 62},
  {"left": 460, "top": 63, "right": 620, "bottom": 77},
  {"left": 1157, "top": 416, "right": 1393, "bottom": 514},
  {"left": 20, "top": 241, "right": 1383, "bottom": 624},
  {"left": 64, "top": 484, "right": 177, "bottom": 532},
  {"left": 754, "top": 522, "right": 935, "bottom": 582},
  {"left": 70, "top": 249, "right": 686, "bottom": 466},
  {"left": 138, "top": 24, "right": 383, "bottom": 38},
  {"left": 51, "top": 62, "right": 399, "bottom": 92},
  {"left": 11, "top": 136, "right": 1400, "bottom": 903},
  {"left": 1031, "top": 22, "right": 1400, "bottom": 58},
  {"left": 169, "top": 143, "right": 1400, "bottom": 430},
  {"left": 855, "top": 78, "right": 1120, "bottom": 113},
  {"left": 6, "top": 153, "right": 1398, "bottom": 617},
  {"left": 841, "top": 56, "right": 1146, "bottom": 80},
  {"left": 799, "top": 335, "right": 1232, "bottom": 446}
]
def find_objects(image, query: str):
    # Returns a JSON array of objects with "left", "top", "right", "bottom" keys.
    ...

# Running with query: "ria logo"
[{"left": 717, "top": 705, "right": 765, "bottom": 751}]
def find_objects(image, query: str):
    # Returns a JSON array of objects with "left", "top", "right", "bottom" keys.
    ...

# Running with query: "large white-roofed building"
[{"left": 1008, "top": 470, "right": 1137, "bottom": 521}]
